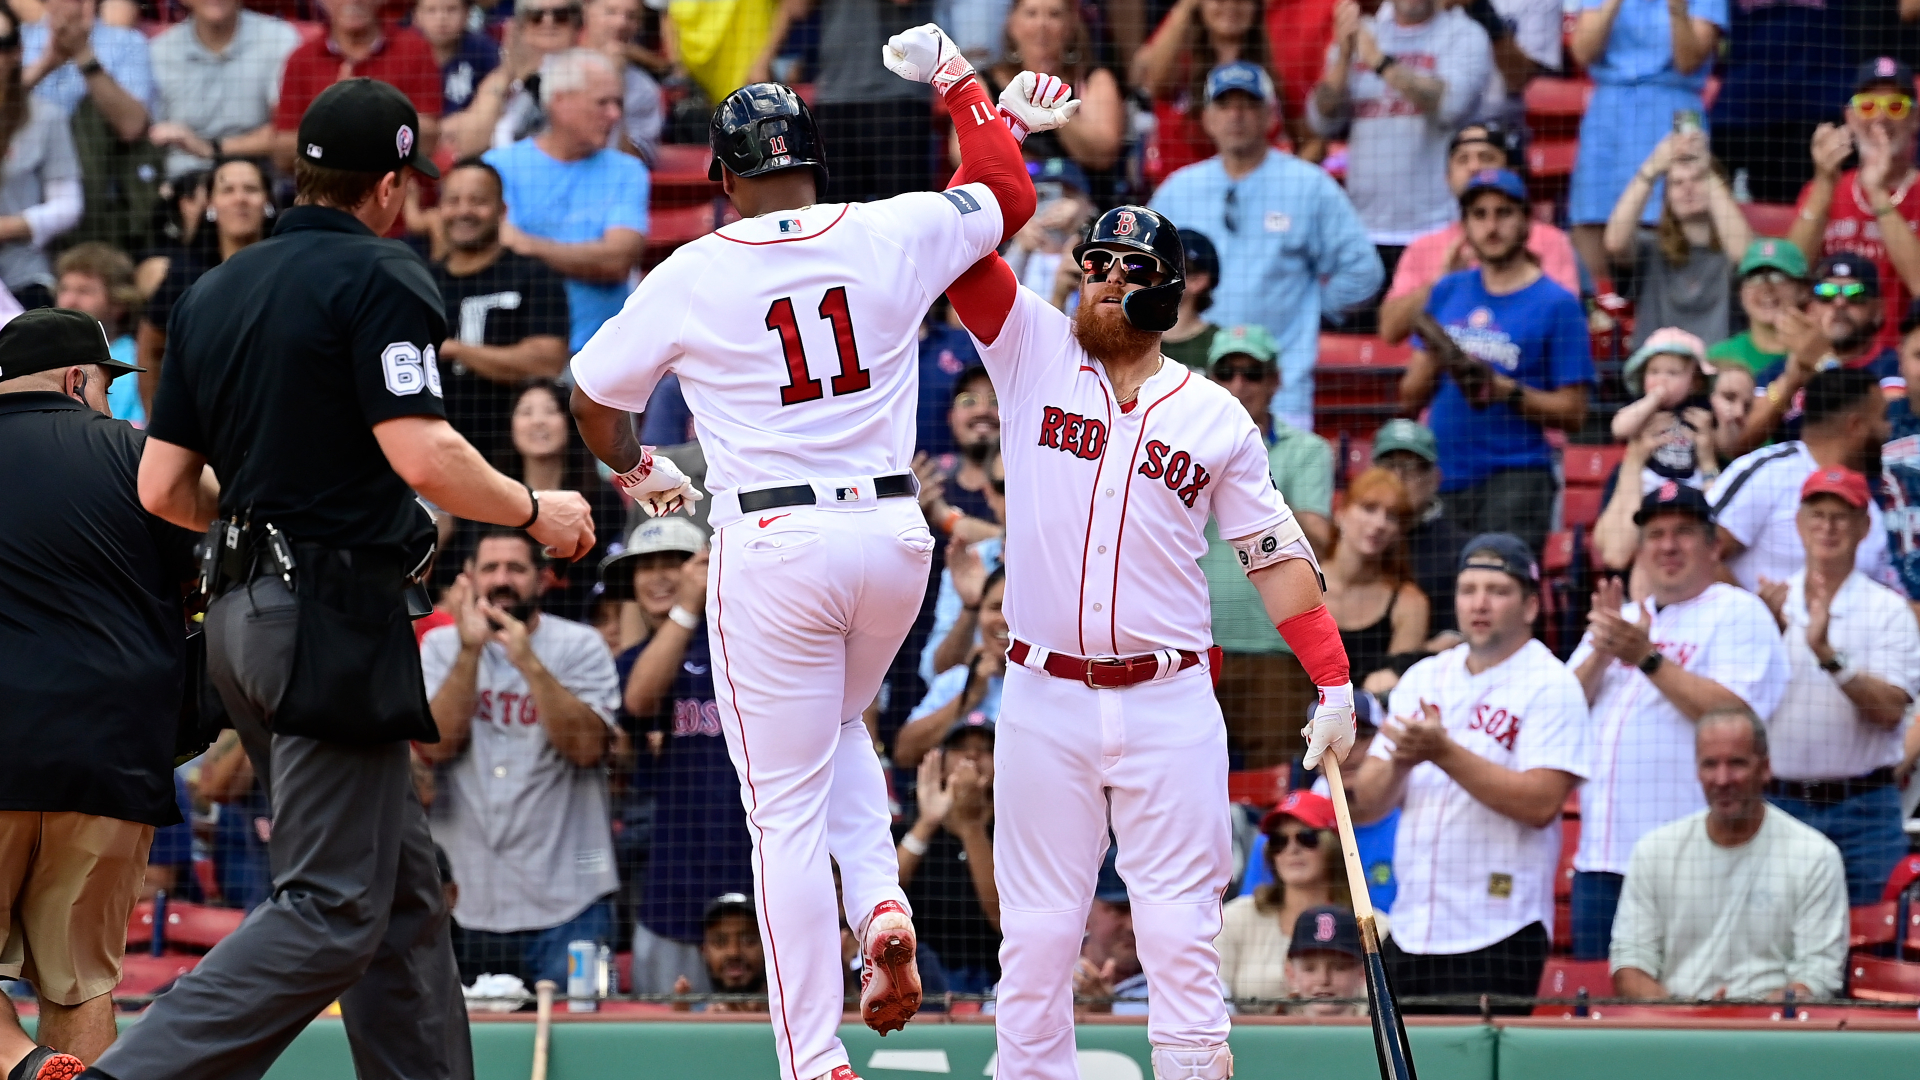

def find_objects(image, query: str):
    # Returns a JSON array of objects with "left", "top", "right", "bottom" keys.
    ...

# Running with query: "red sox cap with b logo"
[
  {"left": 1634, "top": 478, "right": 1714, "bottom": 525},
  {"left": 1287, "top": 903, "right": 1362, "bottom": 958}
]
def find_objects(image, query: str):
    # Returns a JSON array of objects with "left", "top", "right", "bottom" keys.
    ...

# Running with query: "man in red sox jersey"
[{"left": 943, "top": 207, "right": 1357, "bottom": 1080}]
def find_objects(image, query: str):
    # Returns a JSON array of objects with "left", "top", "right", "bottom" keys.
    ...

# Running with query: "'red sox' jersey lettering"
[
  {"left": 1038, "top": 405, "right": 1107, "bottom": 460},
  {"left": 1137, "top": 440, "right": 1213, "bottom": 507}
]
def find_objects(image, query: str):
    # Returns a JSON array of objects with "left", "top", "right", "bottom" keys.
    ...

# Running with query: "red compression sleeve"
[
  {"left": 946, "top": 253, "right": 1019, "bottom": 345},
  {"left": 944, "top": 76, "right": 1035, "bottom": 244},
  {"left": 1276, "top": 605, "right": 1352, "bottom": 689}
]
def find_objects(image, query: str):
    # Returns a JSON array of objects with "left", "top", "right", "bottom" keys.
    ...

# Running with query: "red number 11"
[{"left": 768, "top": 286, "right": 870, "bottom": 406}]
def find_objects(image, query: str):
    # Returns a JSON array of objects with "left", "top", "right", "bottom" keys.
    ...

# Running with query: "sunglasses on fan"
[
  {"left": 1851, "top": 93, "right": 1914, "bottom": 120},
  {"left": 1812, "top": 281, "right": 1871, "bottom": 303},
  {"left": 1270, "top": 828, "right": 1322, "bottom": 851},
  {"left": 1082, "top": 249, "right": 1170, "bottom": 288}
]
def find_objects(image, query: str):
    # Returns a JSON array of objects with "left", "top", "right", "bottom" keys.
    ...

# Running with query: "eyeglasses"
[
  {"left": 1744, "top": 270, "right": 1796, "bottom": 287},
  {"left": 1223, "top": 185, "right": 1239, "bottom": 234},
  {"left": 954, "top": 391, "right": 998, "bottom": 410},
  {"left": 1851, "top": 92, "right": 1914, "bottom": 120},
  {"left": 525, "top": 5, "right": 582, "bottom": 24},
  {"left": 1812, "top": 281, "right": 1872, "bottom": 304},
  {"left": 1212, "top": 363, "right": 1268, "bottom": 383},
  {"left": 1271, "top": 828, "right": 1322, "bottom": 851},
  {"left": 1082, "top": 249, "right": 1170, "bottom": 288}
]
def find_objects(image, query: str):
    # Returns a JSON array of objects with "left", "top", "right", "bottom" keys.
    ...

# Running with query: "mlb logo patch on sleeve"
[
  {"left": 779, "top": 218, "right": 803, "bottom": 233},
  {"left": 942, "top": 189, "right": 981, "bottom": 215}
]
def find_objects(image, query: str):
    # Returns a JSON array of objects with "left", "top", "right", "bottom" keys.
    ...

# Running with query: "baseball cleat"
[
  {"left": 825, "top": 1067, "right": 862, "bottom": 1080},
  {"left": 10, "top": 1047, "right": 85, "bottom": 1080},
  {"left": 858, "top": 899, "right": 921, "bottom": 1035}
]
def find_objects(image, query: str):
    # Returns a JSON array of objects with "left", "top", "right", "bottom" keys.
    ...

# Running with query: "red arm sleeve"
[
  {"left": 946, "top": 253, "right": 1019, "bottom": 346},
  {"left": 944, "top": 76, "right": 1035, "bottom": 244}
]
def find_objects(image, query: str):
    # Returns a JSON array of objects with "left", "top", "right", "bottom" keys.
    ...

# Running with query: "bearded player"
[
  {"left": 942, "top": 210, "right": 1358, "bottom": 1080},
  {"left": 568, "top": 25, "right": 1077, "bottom": 1080}
]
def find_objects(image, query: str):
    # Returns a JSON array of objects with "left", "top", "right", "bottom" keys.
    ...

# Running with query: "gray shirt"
[
  {"left": 0, "top": 98, "right": 81, "bottom": 292},
  {"left": 815, "top": 0, "right": 934, "bottom": 104},
  {"left": 421, "top": 614, "right": 621, "bottom": 933},
  {"left": 149, "top": 12, "right": 300, "bottom": 179},
  {"left": 1629, "top": 233, "right": 1732, "bottom": 351}
]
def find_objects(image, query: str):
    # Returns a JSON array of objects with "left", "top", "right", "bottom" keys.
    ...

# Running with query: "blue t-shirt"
[
  {"left": 1579, "top": 0, "right": 1726, "bottom": 92},
  {"left": 1752, "top": 349, "right": 1903, "bottom": 444},
  {"left": 617, "top": 629, "right": 754, "bottom": 944},
  {"left": 1878, "top": 396, "right": 1920, "bottom": 602},
  {"left": 484, "top": 139, "right": 651, "bottom": 352},
  {"left": 1240, "top": 808, "right": 1399, "bottom": 914},
  {"left": 441, "top": 31, "right": 500, "bottom": 115},
  {"left": 1421, "top": 270, "right": 1595, "bottom": 491},
  {"left": 106, "top": 334, "right": 143, "bottom": 427},
  {"left": 916, "top": 323, "right": 981, "bottom": 458}
]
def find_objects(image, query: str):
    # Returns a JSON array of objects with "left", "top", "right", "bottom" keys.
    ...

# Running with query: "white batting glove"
[
  {"left": 882, "top": 23, "right": 973, "bottom": 95},
  {"left": 1300, "top": 682, "right": 1357, "bottom": 771},
  {"left": 997, "top": 70, "right": 1080, "bottom": 144},
  {"left": 611, "top": 449, "right": 704, "bottom": 518}
]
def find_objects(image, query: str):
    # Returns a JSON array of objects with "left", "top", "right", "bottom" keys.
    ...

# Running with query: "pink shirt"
[{"left": 1385, "top": 220, "right": 1582, "bottom": 299}]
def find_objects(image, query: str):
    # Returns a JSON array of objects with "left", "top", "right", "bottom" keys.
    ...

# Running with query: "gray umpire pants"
[{"left": 93, "top": 576, "right": 472, "bottom": 1080}]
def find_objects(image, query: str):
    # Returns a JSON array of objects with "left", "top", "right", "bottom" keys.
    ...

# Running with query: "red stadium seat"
[
  {"left": 116, "top": 954, "right": 200, "bottom": 998},
  {"left": 1227, "top": 765, "right": 1289, "bottom": 808},
  {"left": 1850, "top": 954, "right": 1920, "bottom": 1001},
  {"left": 650, "top": 145, "right": 723, "bottom": 206},
  {"left": 1563, "top": 444, "right": 1625, "bottom": 486},
  {"left": 1527, "top": 139, "right": 1579, "bottom": 180},
  {"left": 1852, "top": 902, "right": 1901, "bottom": 949},
  {"left": 1523, "top": 77, "right": 1593, "bottom": 119},
  {"left": 1342, "top": 437, "right": 1372, "bottom": 484},
  {"left": 1315, "top": 334, "right": 1412, "bottom": 370},
  {"left": 128, "top": 900, "right": 245, "bottom": 952},
  {"left": 1555, "top": 814, "right": 1581, "bottom": 900},
  {"left": 1561, "top": 486, "right": 1605, "bottom": 530},
  {"left": 1543, "top": 531, "right": 1575, "bottom": 574},
  {"left": 1742, "top": 203, "right": 1799, "bottom": 239},
  {"left": 1532, "top": 958, "right": 1612, "bottom": 1015}
]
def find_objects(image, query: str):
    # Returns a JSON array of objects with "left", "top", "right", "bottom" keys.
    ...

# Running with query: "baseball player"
[
  {"left": 941, "top": 209, "right": 1357, "bottom": 1080},
  {"left": 567, "top": 26, "right": 1074, "bottom": 1080}
]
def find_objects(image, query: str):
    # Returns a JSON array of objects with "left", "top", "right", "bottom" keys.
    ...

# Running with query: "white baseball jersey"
[
  {"left": 570, "top": 185, "right": 1005, "bottom": 510},
  {"left": 1769, "top": 569, "right": 1920, "bottom": 780},
  {"left": 970, "top": 286, "right": 1296, "bottom": 657},
  {"left": 1374, "top": 640, "right": 1590, "bottom": 954},
  {"left": 1710, "top": 441, "right": 1891, "bottom": 590},
  {"left": 1570, "top": 584, "right": 1789, "bottom": 875}
]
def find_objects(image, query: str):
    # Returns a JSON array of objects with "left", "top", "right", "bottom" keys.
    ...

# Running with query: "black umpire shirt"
[
  {"left": 0, "top": 393, "right": 198, "bottom": 826},
  {"left": 151, "top": 205, "right": 449, "bottom": 551}
]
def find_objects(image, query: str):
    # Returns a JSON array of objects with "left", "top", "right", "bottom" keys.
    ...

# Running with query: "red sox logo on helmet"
[{"left": 1113, "top": 210, "right": 1137, "bottom": 236}]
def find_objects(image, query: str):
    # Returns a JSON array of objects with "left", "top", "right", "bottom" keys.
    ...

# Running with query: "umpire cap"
[
  {"left": 1073, "top": 206, "right": 1187, "bottom": 333},
  {"left": 709, "top": 83, "right": 828, "bottom": 187},
  {"left": 0, "top": 308, "right": 140, "bottom": 380},
  {"left": 297, "top": 78, "right": 440, "bottom": 179}
]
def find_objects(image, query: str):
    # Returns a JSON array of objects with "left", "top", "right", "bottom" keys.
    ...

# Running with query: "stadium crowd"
[{"left": 8, "top": 1, "right": 1920, "bottom": 1059}]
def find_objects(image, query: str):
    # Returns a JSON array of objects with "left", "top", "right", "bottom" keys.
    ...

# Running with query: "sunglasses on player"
[
  {"left": 1270, "top": 827, "right": 1322, "bottom": 851},
  {"left": 1082, "top": 249, "right": 1170, "bottom": 288},
  {"left": 1851, "top": 92, "right": 1914, "bottom": 120},
  {"left": 1812, "top": 281, "right": 1872, "bottom": 303}
]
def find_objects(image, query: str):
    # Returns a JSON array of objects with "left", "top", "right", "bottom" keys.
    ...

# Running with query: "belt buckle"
[{"left": 1083, "top": 657, "right": 1137, "bottom": 689}]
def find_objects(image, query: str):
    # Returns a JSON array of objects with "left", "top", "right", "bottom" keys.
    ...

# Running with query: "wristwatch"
[
  {"left": 78, "top": 58, "right": 103, "bottom": 78},
  {"left": 1818, "top": 650, "right": 1848, "bottom": 675},
  {"left": 1374, "top": 54, "right": 1397, "bottom": 76},
  {"left": 1637, "top": 649, "right": 1665, "bottom": 675}
]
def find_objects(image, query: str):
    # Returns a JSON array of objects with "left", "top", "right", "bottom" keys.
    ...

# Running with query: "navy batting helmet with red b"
[{"left": 1073, "top": 206, "right": 1187, "bottom": 333}]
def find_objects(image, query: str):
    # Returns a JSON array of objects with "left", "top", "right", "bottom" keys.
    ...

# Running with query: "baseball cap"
[
  {"left": 1288, "top": 904, "right": 1362, "bottom": 960},
  {"left": 1208, "top": 324, "right": 1278, "bottom": 369},
  {"left": 296, "top": 78, "right": 441, "bottom": 179},
  {"left": 1030, "top": 156, "right": 1091, "bottom": 198},
  {"left": 1182, "top": 229, "right": 1220, "bottom": 283},
  {"left": 1206, "top": 61, "right": 1276, "bottom": 105},
  {"left": 702, "top": 892, "right": 756, "bottom": 929},
  {"left": 1623, "top": 327, "right": 1714, "bottom": 396},
  {"left": 942, "top": 711, "right": 995, "bottom": 746},
  {"left": 598, "top": 516, "right": 707, "bottom": 598},
  {"left": 1855, "top": 56, "right": 1916, "bottom": 93},
  {"left": 0, "top": 307, "right": 139, "bottom": 381},
  {"left": 1259, "top": 789, "right": 1335, "bottom": 835},
  {"left": 1448, "top": 120, "right": 1522, "bottom": 165},
  {"left": 1458, "top": 532, "right": 1541, "bottom": 589},
  {"left": 1459, "top": 168, "right": 1527, "bottom": 209},
  {"left": 1633, "top": 479, "right": 1715, "bottom": 526},
  {"left": 1814, "top": 254, "right": 1881, "bottom": 297},
  {"left": 1370, "top": 419, "right": 1438, "bottom": 465},
  {"left": 1801, "top": 466, "right": 1871, "bottom": 510},
  {"left": 1738, "top": 237, "right": 1808, "bottom": 281}
]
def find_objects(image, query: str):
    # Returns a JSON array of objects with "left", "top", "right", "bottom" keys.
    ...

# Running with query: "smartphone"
[{"left": 1673, "top": 109, "right": 1703, "bottom": 134}]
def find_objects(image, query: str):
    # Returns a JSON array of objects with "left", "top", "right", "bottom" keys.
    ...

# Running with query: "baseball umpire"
[{"left": 84, "top": 79, "right": 594, "bottom": 1080}]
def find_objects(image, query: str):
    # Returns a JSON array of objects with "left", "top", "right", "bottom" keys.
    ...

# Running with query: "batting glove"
[
  {"left": 611, "top": 449, "right": 704, "bottom": 518},
  {"left": 882, "top": 23, "right": 973, "bottom": 95},
  {"left": 1300, "top": 682, "right": 1357, "bottom": 771},
  {"left": 997, "top": 70, "right": 1080, "bottom": 144}
]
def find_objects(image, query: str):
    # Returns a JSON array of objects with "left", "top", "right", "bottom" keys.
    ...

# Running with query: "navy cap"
[
  {"left": 942, "top": 711, "right": 995, "bottom": 746},
  {"left": 1633, "top": 478, "right": 1715, "bottom": 526},
  {"left": 1458, "top": 532, "right": 1540, "bottom": 588},
  {"left": 1814, "top": 254, "right": 1881, "bottom": 297},
  {"left": 702, "top": 891, "right": 755, "bottom": 928},
  {"left": 1182, "top": 229, "right": 1219, "bottom": 283},
  {"left": 1288, "top": 904, "right": 1362, "bottom": 959},
  {"left": 1856, "top": 56, "right": 1916, "bottom": 93},
  {"left": 1030, "top": 156, "right": 1091, "bottom": 197},
  {"left": 1206, "top": 61, "right": 1276, "bottom": 105},
  {"left": 1460, "top": 168, "right": 1527, "bottom": 208}
]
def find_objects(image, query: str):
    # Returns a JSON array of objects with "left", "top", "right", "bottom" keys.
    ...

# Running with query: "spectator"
[
  {"left": 580, "top": 0, "right": 664, "bottom": 164},
  {"left": 21, "top": 0, "right": 152, "bottom": 140},
  {"left": 1006, "top": 157, "right": 1093, "bottom": 303},
  {"left": 1200, "top": 324, "right": 1334, "bottom": 766},
  {"left": 419, "top": 531, "right": 622, "bottom": 987},
  {"left": 147, "top": 0, "right": 299, "bottom": 179},
  {"left": 660, "top": 0, "right": 779, "bottom": 106},
  {"left": 414, "top": 0, "right": 498, "bottom": 117},
  {"left": 53, "top": 241, "right": 140, "bottom": 425},
  {"left": 1879, "top": 301, "right": 1920, "bottom": 603},
  {"left": 1708, "top": 364, "right": 1757, "bottom": 469},
  {"left": 1325, "top": 465, "right": 1428, "bottom": 697},
  {"left": 1738, "top": 258, "right": 1903, "bottom": 452},
  {"left": 483, "top": 48, "right": 648, "bottom": 352},
  {"left": 134, "top": 157, "right": 271, "bottom": 415},
  {"left": 1789, "top": 57, "right": 1920, "bottom": 358},
  {"left": 1714, "top": 368, "right": 1893, "bottom": 592},
  {"left": 670, "top": 894, "right": 770, "bottom": 1011},
  {"left": 1602, "top": 131, "right": 1751, "bottom": 351},
  {"left": 1242, "top": 696, "right": 1399, "bottom": 912},
  {"left": 1262, "top": 0, "right": 1338, "bottom": 161},
  {"left": 1284, "top": 904, "right": 1367, "bottom": 1017},
  {"left": 1566, "top": 0, "right": 1724, "bottom": 284},
  {"left": 0, "top": 0, "right": 83, "bottom": 312},
  {"left": 1399, "top": 169, "right": 1593, "bottom": 555},
  {"left": 1072, "top": 855, "right": 1147, "bottom": 1014},
  {"left": 917, "top": 444, "right": 1006, "bottom": 685},
  {"left": 1131, "top": 0, "right": 1271, "bottom": 186},
  {"left": 273, "top": 0, "right": 442, "bottom": 172},
  {"left": 1370, "top": 419, "right": 1470, "bottom": 642},
  {"left": 1352, "top": 534, "right": 1588, "bottom": 1013},
  {"left": 1594, "top": 329, "right": 1719, "bottom": 575},
  {"left": 1216, "top": 791, "right": 1348, "bottom": 1006},
  {"left": 1306, "top": 0, "right": 1493, "bottom": 278},
  {"left": 1378, "top": 122, "right": 1581, "bottom": 347},
  {"left": 914, "top": 296, "right": 983, "bottom": 458},
  {"left": 898, "top": 715, "right": 1000, "bottom": 994},
  {"left": 924, "top": 363, "right": 1000, "bottom": 529},
  {"left": 1610, "top": 707, "right": 1848, "bottom": 1001},
  {"left": 1161, "top": 227, "right": 1221, "bottom": 371},
  {"left": 442, "top": 0, "right": 576, "bottom": 156},
  {"left": 195, "top": 730, "right": 273, "bottom": 912},
  {"left": 899, "top": 567, "right": 1007, "bottom": 768},
  {"left": 1708, "top": 0, "right": 1858, "bottom": 204},
  {"left": 429, "top": 158, "right": 571, "bottom": 462},
  {"left": 982, "top": 0, "right": 1124, "bottom": 174},
  {"left": 1152, "top": 60, "right": 1380, "bottom": 430},
  {"left": 1706, "top": 238, "right": 1809, "bottom": 377},
  {"left": 1568, "top": 483, "right": 1789, "bottom": 961},
  {"left": 939, "top": 0, "right": 1013, "bottom": 68},
  {"left": 1754, "top": 468, "right": 1920, "bottom": 905}
]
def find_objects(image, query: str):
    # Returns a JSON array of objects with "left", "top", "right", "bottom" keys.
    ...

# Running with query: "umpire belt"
[
  {"left": 718, "top": 472, "right": 919, "bottom": 520},
  {"left": 1008, "top": 638, "right": 1221, "bottom": 690}
]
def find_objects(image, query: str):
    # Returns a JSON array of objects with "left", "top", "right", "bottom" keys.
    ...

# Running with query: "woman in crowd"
[
  {"left": 135, "top": 169, "right": 209, "bottom": 298},
  {"left": 1568, "top": 0, "right": 1723, "bottom": 284},
  {"left": 897, "top": 567, "right": 1009, "bottom": 769},
  {"left": 1324, "top": 466, "right": 1428, "bottom": 697},
  {"left": 1129, "top": 0, "right": 1269, "bottom": 185},
  {"left": 985, "top": 0, "right": 1125, "bottom": 175},
  {"left": 444, "top": 0, "right": 583, "bottom": 157},
  {"left": 0, "top": 0, "right": 81, "bottom": 311},
  {"left": 1217, "top": 791, "right": 1350, "bottom": 1008},
  {"left": 1602, "top": 130, "right": 1750, "bottom": 350}
]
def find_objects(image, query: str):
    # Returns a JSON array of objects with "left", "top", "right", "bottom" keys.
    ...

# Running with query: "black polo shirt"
[
  {"left": 431, "top": 248, "right": 569, "bottom": 463},
  {"left": 0, "top": 393, "right": 198, "bottom": 826},
  {"left": 150, "top": 205, "right": 449, "bottom": 551}
]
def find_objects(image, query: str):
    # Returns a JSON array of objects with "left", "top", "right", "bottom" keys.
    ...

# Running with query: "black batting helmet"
[
  {"left": 708, "top": 83, "right": 828, "bottom": 186},
  {"left": 1073, "top": 206, "right": 1186, "bottom": 333}
]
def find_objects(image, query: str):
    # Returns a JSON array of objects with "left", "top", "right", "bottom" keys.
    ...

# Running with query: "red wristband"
[{"left": 1276, "top": 605, "right": 1351, "bottom": 689}]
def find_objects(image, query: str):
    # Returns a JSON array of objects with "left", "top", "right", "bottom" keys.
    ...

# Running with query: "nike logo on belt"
[{"left": 758, "top": 514, "right": 790, "bottom": 528}]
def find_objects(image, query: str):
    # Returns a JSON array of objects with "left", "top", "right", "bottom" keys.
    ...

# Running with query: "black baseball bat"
[{"left": 1323, "top": 762, "right": 1419, "bottom": 1080}]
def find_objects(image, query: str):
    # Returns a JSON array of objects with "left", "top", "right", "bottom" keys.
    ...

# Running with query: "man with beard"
[
  {"left": 1736, "top": 257, "right": 1905, "bottom": 451},
  {"left": 671, "top": 894, "right": 771, "bottom": 1013},
  {"left": 1399, "top": 168, "right": 1593, "bottom": 555},
  {"left": 417, "top": 530, "right": 622, "bottom": 986},
  {"left": 918, "top": 364, "right": 1002, "bottom": 535},
  {"left": 942, "top": 205, "right": 1356, "bottom": 1080},
  {"left": 430, "top": 159, "right": 570, "bottom": 461}
]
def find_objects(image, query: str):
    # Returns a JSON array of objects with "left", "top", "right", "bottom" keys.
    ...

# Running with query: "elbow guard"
[{"left": 1231, "top": 515, "right": 1320, "bottom": 583}]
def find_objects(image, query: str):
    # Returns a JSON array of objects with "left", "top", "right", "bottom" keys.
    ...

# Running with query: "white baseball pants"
[
  {"left": 993, "top": 661, "right": 1234, "bottom": 1080},
  {"left": 707, "top": 498, "right": 933, "bottom": 1080}
]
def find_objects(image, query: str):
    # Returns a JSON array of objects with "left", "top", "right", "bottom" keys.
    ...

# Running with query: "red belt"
[{"left": 1007, "top": 639, "right": 1219, "bottom": 689}]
